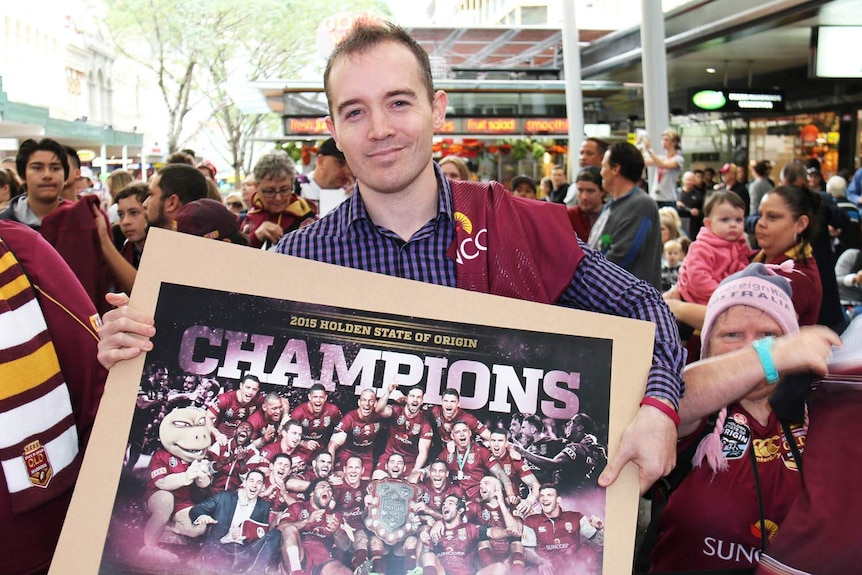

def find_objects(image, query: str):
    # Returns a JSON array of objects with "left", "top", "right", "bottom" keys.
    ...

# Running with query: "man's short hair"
[
  {"left": 753, "top": 160, "right": 771, "bottom": 177},
  {"left": 272, "top": 453, "right": 291, "bottom": 465},
  {"left": 253, "top": 151, "right": 296, "bottom": 184},
  {"left": 167, "top": 151, "right": 195, "bottom": 165},
  {"left": 522, "top": 414, "right": 542, "bottom": 431},
  {"left": 444, "top": 494, "right": 466, "bottom": 512},
  {"left": 62, "top": 145, "right": 81, "bottom": 171},
  {"left": 156, "top": 163, "right": 208, "bottom": 205},
  {"left": 538, "top": 483, "right": 559, "bottom": 496},
  {"left": 584, "top": 137, "right": 609, "bottom": 157},
  {"left": 781, "top": 160, "right": 808, "bottom": 187},
  {"left": 441, "top": 388, "right": 460, "bottom": 400},
  {"left": 246, "top": 469, "right": 266, "bottom": 483},
  {"left": 606, "top": 142, "right": 645, "bottom": 183},
  {"left": 114, "top": 182, "right": 149, "bottom": 205},
  {"left": 17, "top": 139, "right": 69, "bottom": 181},
  {"left": 324, "top": 20, "right": 434, "bottom": 116},
  {"left": 308, "top": 383, "right": 327, "bottom": 394}
]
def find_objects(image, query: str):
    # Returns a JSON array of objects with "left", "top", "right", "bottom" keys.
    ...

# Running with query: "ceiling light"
[{"left": 706, "top": 67, "right": 716, "bottom": 74}]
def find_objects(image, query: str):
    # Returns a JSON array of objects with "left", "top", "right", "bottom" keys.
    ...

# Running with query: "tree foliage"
[{"left": 100, "top": 0, "right": 390, "bottom": 182}]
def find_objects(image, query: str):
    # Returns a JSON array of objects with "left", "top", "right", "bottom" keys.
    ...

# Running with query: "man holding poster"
[{"left": 98, "top": 20, "right": 684, "bottom": 494}]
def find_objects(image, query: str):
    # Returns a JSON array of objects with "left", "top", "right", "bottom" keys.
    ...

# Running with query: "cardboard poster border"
[{"left": 51, "top": 228, "right": 653, "bottom": 575}]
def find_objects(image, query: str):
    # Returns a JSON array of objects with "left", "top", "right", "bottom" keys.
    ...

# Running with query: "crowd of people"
[{"left": 0, "top": 17, "right": 857, "bottom": 575}]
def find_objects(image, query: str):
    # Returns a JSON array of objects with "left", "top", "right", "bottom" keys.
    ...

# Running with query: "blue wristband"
[{"left": 752, "top": 336, "right": 779, "bottom": 385}]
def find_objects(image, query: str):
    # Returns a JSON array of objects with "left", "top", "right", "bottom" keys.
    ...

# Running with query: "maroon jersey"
[
  {"left": 245, "top": 408, "right": 279, "bottom": 441},
  {"left": 145, "top": 449, "right": 199, "bottom": 512},
  {"left": 466, "top": 501, "right": 510, "bottom": 561},
  {"left": 333, "top": 409, "right": 382, "bottom": 469},
  {"left": 259, "top": 477, "right": 294, "bottom": 513},
  {"left": 430, "top": 522, "right": 486, "bottom": 575},
  {"left": 651, "top": 406, "right": 804, "bottom": 572},
  {"left": 430, "top": 406, "right": 485, "bottom": 443},
  {"left": 207, "top": 391, "right": 261, "bottom": 437},
  {"left": 206, "top": 439, "right": 251, "bottom": 492},
  {"left": 524, "top": 510, "right": 586, "bottom": 561},
  {"left": 444, "top": 442, "right": 499, "bottom": 499},
  {"left": 291, "top": 401, "right": 342, "bottom": 445},
  {"left": 493, "top": 450, "right": 535, "bottom": 497},
  {"left": 418, "top": 479, "right": 465, "bottom": 514},
  {"left": 332, "top": 479, "right": 370, "bottom": 529},
  {"left": 283, "top": 500, "right": 343, "bottom": 569},
  {"left": 378, "top": 405, "right": 433, "bottom": 468}
]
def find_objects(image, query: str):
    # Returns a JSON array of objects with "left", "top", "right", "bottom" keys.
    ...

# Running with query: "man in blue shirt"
[{"left": 99, "top": 21, "right": 838, "bottom": 496}]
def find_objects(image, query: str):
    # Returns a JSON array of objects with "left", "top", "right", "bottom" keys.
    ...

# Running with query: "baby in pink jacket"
[{"left": 677, "top": 191, "right": 751, "bottom": 304}]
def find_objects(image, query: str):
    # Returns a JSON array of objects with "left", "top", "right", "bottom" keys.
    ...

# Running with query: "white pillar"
[
  {"left": 561, "top": 1, "right": 584, "bottom": 183},
  {"left": 641, "top": 0, "right": 670, "bottom": 182}
]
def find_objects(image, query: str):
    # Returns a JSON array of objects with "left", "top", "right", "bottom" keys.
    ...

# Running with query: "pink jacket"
[{"left": 677, "top": 227, "right": 751, "bottom": 304}]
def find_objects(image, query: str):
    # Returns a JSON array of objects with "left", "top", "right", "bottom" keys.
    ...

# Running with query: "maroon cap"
[
  {"left": 718, "top": 163, "right": 736, "bottom": 174},
  {"left": 175, "top": 199, "right": 239, "bottom": 240}
]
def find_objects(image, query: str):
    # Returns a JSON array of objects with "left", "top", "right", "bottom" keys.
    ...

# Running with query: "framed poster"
[{"left": 51, "top": 228, "right": 653, "bottom": 575}]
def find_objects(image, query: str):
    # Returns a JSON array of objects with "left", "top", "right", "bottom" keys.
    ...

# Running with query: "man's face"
[
  {"left": 520, "top": 422, "right": 539, "bottom": 444},
  {"left": 694, "top": 172, "right": 704, "bottom": 187},
  {"left": 441, "top": 497, "right": 461, "bottom": 522},
  {"left": 283, "top": 424, "right": 302, "bottom": 450},
  {"left": 271, "top": 456, "right": 290, "bottom": 481},
  {"left": 357, "top": 390, "right": 376, "bottom": 417},
  {"left": 313, "top": 453, "right": 333, "bottom": 478},
  {"left": 682, "top": 172, "right": 695, "bottom": 191},
  {"left": 315, "top": 154, "right": 351, "bottom": 189},
  {"left": 579, "top": 141, "right": 602, "bottom": 168},
  {"left": 721, "top": 169, "right": 736, "bottom": 185},
  {"left": 600, "top": 152, "right": 616, "bottom": 192},
  {"left": 385, "top": 454, "right": 405, "bottom": 478},
  {"left": 538, "top": 487, "right": 559, "bottom": 514},
  {"left": 325, "top": 41, "right": 448, "bottom": 198},
  {"left": 238, "top": 379, "right": 260, "bottom": 404},
  {"left": 312, "top": 481, "right": 333, "bottom": 510},
  {"left": 406, "top": 388, "right": 424, "bottom": 414},
  {"left": 513, "top": 182, "right": 536, "bottom": 199},
  {"left": 451, "top": 423, "right": 471, "bottom": 448},
  {"left": 143, "top": 174, "right": 169, "bottom": 229},
  {"left": 257, "top": 175, "right": 293, "bottom": 214},
  {"left": 308, "top": 389, "right": 327, "bottom": 413},
  {"left": 488, "top": 433, "right": 507, "bottom": 457},
  {"left": 243, "top": 472, "right": 265, "bottom": 499},
  {"left": 262, "top": 397, "right": 284, "bottom": 423},
  {"left": 234, "top": 422, "right": 253, "bottom": 446},
  {"left": 576, "top": 180, "right": 604, "bottom": 214},
  {"left": 441, "top": 394, "right": 458, "bottom": 418},
  {"left": 25, "top": 150, "right": 65, "bottom": 206},
  {"left": 478, "top": 476, "right": 498, "bottom": 503},
  {"left": 344, "top": 457, "right": 363, "bottom": 484},
  {"left": 429, "top": 461, "right": 448, "bottom": 488},
  {"left": 551, "top": 167, "right": 566, "bottom": 188},
  {"left": 117, "top": 196, "right": 147, "bottom": 243}
]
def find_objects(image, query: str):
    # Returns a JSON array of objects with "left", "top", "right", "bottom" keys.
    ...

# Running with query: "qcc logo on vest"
[{"left": 453, "top": 212, "right": 487, "bottom": 264}]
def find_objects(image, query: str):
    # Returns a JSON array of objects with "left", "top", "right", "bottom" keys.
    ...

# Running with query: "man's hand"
[
  {"left": 771, "top": 326, "right": 841, "bottom": 378},
  {"left": 97, "top": 293, "right": 155, "bottom": 369},
  {"left": 598, "top": 402, "right": 677, "bottom": 495},
  {"left": 196, "top": 515, "right": 218, "bottom": 526}
]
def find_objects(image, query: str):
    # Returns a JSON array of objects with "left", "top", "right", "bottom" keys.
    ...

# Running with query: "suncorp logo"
[{"left": 453, "top": 212, "right": 487, "bottom": 264}]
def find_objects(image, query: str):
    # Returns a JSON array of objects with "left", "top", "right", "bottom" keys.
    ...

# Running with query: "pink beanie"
[
  {"left": 700, "top": 262, "right": 800, "bottom": 360},
  {"left": 694, "top": 262, "right": 800, "bottom": 473}
]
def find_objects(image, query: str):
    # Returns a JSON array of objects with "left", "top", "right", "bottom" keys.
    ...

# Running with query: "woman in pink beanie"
[{"left": 646, "top": 264, "right": 841, "bottom": 573}]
